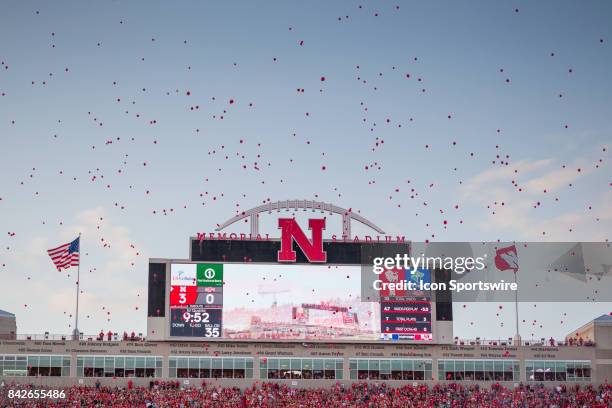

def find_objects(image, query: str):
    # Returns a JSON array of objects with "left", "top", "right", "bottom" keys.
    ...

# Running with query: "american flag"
[{"left": 47, "top": 237, "right": 80, "bottom": 271}]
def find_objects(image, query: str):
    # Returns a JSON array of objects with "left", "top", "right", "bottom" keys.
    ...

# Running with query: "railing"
[
  {"left": 0, "top": 333, "right": 146, "bottom": 342},
  {"left": 0, "top": 333, "right": 595, "bottom": 347},
  {"left": 452, "top": 338, "right": 596, "bottom": 347}
]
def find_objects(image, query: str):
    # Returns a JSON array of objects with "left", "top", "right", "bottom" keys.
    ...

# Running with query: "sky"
[{"left": 0, "top": 1, "right": 611, "bottom": 340}]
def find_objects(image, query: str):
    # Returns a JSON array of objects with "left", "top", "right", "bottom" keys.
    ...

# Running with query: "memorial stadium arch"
[{"left": 215, "top": 199, "right": 385, "bottom": 238}]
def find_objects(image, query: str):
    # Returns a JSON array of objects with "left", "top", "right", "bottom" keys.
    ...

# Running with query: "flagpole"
[
  {"left": 73, "top": 233, "right": 81, "bottom": 340},
  {"left": 513, "top": 270, "right": 520, "bottom": 345}
]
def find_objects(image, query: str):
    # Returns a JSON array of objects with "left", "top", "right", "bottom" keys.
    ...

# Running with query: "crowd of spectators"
[
  {"left": 1, "top": 381, "right": 611, "bottom": 407},
  {"left": 452, "top": 337, "right": 595, "bottom": 347},
  {"left": 0, "top": 381, "right": 243, "bottom": 408},
  {"left": 94, "top": 331, "right": 144, "bottom": 342},
  {"left": 566, "top": 337, "right": 595, "bottom": 347},
  {"left": 248, "top": 382, "right": 612, "bottom": 407}
]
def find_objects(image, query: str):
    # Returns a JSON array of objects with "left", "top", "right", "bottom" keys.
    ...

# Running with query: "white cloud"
[
  {"left": 461, "top": 157, "right": 610, "bottom": 241},
  {"left": 461, "top": 159, "right": 553, "bottom": 197}
]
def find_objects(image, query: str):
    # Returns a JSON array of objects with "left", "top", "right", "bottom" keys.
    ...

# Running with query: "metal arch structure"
[{"left": 215, "top": 200, "right": 385, "bottom": 237}]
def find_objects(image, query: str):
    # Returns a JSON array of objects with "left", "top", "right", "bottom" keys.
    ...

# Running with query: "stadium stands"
[{"left": 0, "top": 381, "right": 610, "bottom": 407}]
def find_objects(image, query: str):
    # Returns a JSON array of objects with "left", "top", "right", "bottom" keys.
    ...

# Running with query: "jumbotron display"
[{"left": 168, "top": 262, "right": 433, "bottom": 341}]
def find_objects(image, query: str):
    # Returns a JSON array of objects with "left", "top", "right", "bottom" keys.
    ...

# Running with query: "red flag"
[{"left": 495, "top": 245, "right": 519, "bottom": 272}]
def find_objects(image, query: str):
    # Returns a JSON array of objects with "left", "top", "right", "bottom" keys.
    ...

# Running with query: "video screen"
[{"left": 169, "top": 263, "right": 433, "bottom": 341}]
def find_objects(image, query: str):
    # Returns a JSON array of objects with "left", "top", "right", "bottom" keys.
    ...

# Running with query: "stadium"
[
  {"left": 2, "top": 2, "right": 612, "bottom": 405},
  {"left": 1, "top": 201, "right": 611, "bottom": 407}
]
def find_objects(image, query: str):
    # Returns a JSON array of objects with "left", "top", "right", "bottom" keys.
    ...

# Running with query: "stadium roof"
[
  {"left": 0, "top": 309, "right": 15, "bottom": 318},
  {"left": 567, "top": 313, "right": 612, "bottom": 337},
  {"left": 594, "top": 314, "right": 612, "bottom": 322}
]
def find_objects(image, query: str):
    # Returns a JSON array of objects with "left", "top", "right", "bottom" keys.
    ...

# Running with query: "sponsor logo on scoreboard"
[
  {"left": 196, "top": 264, "right": 223, "bottom": 286},
  {"left": 170, "top": 267, "right": 197, "bottom": 286}
]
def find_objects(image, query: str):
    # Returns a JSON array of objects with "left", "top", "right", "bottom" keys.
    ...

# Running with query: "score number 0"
[{"left": 179, "top": 293, "right": 215, "bottom": 305}]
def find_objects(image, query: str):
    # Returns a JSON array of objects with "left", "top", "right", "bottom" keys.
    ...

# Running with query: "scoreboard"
[
  {"left": 380, "top": 298, "right": 432, "bottom": 341},
  {"left": 163, "top": 262, "right": 437, "bottom": 342},
  {"left": 148, "top": 238, "right": 451, "bottom": 343},
  {"left": 379, "top": 268, "right": 433, "bottom": 341},
  {"left": 169, "top": 264, "right": 223, "bottom": 338}
]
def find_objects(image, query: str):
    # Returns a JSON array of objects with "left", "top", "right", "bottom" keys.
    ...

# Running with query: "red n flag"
[{"left": 495, "top": 245, "right": 519, "bottom": 272}]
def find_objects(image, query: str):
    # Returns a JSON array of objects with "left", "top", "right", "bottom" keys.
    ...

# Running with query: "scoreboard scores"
[
  {"left": 170, "top": 264, "right": 223, "bottom": 338},
  {"left": 379, "top": 268, "right": 433, "bottom": 341}
]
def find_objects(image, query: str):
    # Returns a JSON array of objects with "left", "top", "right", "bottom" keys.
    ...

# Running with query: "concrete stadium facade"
[{"left": 0, "top": 315, "right": 610, "bottom": 389}]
